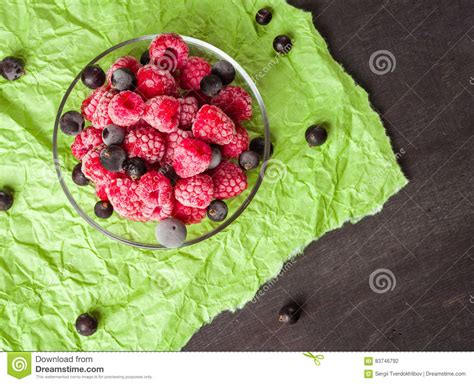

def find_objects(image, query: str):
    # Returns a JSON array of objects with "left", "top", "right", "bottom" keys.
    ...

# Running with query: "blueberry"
[
  {"left": 81, "top": 65, "right": 105, "bottom": 89},
  {"left": 123, "top": 157, "right": 147, "bottom": 180},
  {"left": 239, "top": 150, "right": 260, "bottom": 171},
  {"left": 211, "top": 60, "right": 235, "bottom": 85},
  {"left": 72, "top": 163, "right": 89, "bottom": 186},
  {"left": 278, "top": 302, "right": 301, "bottom": 324},
  {"left": 0, "top": 57, "right": 25, "bottom": 81},
  {"left": 208, "top": 146, "right": 222, "bottom": 170},
  {"left": 94, "top": 200, "right": 114, "bottom": 219},
  {"left": 256, "top": 8, "right": 273, "bottom": 25},
  {"left": 111, "top": 68, "right": 136, "bottom": 91},
  {"left": 249, "top": 136, "right": 273, "bottom": 159},
  {"left": 99, "top": 145, "right": 126, "bottom": 172},
  {"left": 158, "top": 164, "right": 178, "bottom": 186},
  {"left": 59, "top": 111, "right": 84, "bottom": 136},
  {"left": 305, "top": 125, "right": 328, "bottom": 147},
  {"left": 273, "top": 35, "right": 292, "bottom": 54},
  {"left": 0, "top": 189, "right": 14, "bottom": 211},
  {"left": 75, "top": 313, "right": 98, "bottom": 336},
  {"left": 200, "top": 74, "right": 223, "bottom": 97},
  {"left": 156, "top": 218, "right": 187, "bottom": 248},
  {"left": 207, "top": 200, "right": 228, "bottom": 222},
  {"left": 140, "top": 50, "right": 150, "bottom": 65},
  {"left": 102, "top": 124, "right": 125, "bottom": 145}
]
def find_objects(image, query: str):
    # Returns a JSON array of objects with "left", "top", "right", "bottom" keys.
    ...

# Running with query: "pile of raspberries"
[{"left": 71, "top": 33, "right": 254, "bottom": 225}]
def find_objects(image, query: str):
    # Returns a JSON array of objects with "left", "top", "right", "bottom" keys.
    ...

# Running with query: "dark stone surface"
[{"left": 184, "top": 0, "right": 474, "bottom": 351}]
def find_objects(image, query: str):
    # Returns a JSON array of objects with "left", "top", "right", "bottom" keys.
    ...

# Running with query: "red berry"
[
  {"left": 211, "top": 161, "right": 248, "bottom": 199},
  {"left": 136, "top": 171, "right": 174, "bottom": 220},
  {"left": 123, "top": 123, "right": 166, "bottom": 164},
  {"left": 108, "top": 91, "right": 145, "bottom": 126},
  {"left": 106, "top": 56, "right": 141, "bottom": 84},
  {"left": 71, "top": 126, "right": 103, "bottom": 160},
  {"left": 175, "top": 174, "right": 214, "bottom": 209},
  {"left": 136, "top": 65, "right": 177, "bottom": 99},
  {"left": 143, "top": 95, "right": 181, "bottom": 133},
  {"left": 173, "top": 138, "right": 212, "bottom": 178},
  {"left": 95, "top": 181, "right": 109, "bottom": 201},
  {"left": 183, "top": 89, "right": 211, "bottom": 107},
  {"left": 211, "top": 86, "right": 253, "bottom": 122},
  {"left": 220, "top": 125, "right": 249, "bottom": 158},
  {"left": 172, "top": 201, "right": 206, "bottom": 224},
  {"left": 91, "top": 88, "right": 117, "bottom": 129},
  {"left": 149, "top": 33, "right": 189, "bottom": 71},
  {"left": 178, "top": 96, "right": 199, "bottom": 129},
  {"left": 192, "top": 104, "right": 236, "bottom": 145},
  {"left": 81, "top": 144, "right": 119, "bottom": 184},
  {"left": 180, "top": 57, "right": 211, "bottom": 91},
  {"left": 162, "top": 128, "right": 194, "bottom": 165},
  {"left": 107, "top": 177, "right": 148, "bottom": 222}
]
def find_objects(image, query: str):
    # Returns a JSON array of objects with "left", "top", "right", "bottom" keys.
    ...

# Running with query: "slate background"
[{"left": 185, "top": 0, "right": 474, "bottom": 351}]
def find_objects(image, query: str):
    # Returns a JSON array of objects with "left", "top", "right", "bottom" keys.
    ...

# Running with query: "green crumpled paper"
[{"left": 0, "top": 0, "right": 407, "bottom": 351}]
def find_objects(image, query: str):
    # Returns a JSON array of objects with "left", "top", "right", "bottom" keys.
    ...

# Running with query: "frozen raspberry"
[
  {"left": 107, "top": 178, "right": 148, "bottom": 222},
  {"left": 220, "top": 125, "right": 249, "bottom": 158},
  {"left": 81, "top": 144, "right": 118, "bottom": 184},
  {"left": 136, "top": 65, "right": 177, "bottom": 99},
  {"left": 172, "top": 201, "right": 206, "bottom": 224},
  {"left": 95, "top": 181, "right": 109, "bottom": 201},
  {"left": 81, "top": 86, "right": 109, "bottom": 121},
  {"left": 136, "top": 171, "right": 174, "bottom": 220},
  {"left": 162, "top": 128, "right": 193, "bottom": 165},
  {"left": 123, "top": 123, "right": 166, "bottom": 164},
  {"left": 108, "top": 91, "right": 145, "bottom": 126},
  {"left": 211, "top": 86, "right": 253, "bottom": 122},
  {"left": 192, "top": 105, "right": 236, "bottom": 145},
  {"left": 211, "top": 161, "right": 248, "bottom": 199},
  {"left": 182, "top": 89, "right": 211, "bottom": 107},
  {"left": 175, "top": 174, "right": 214, "bottom": 209},
  {"left": 71, "top": 126, "right": 103, "bottom": 160},
  {"left": 178, "top": 96, "right": 199, "bottom": 129},
  {"left": 143, "top": 95, "right": 180, "bottom": 133},
  {"left": 91, "top": 89, "right": 117, "bottom": 129},
  {"left": 173, "top": 138, "right": 212, "bottom": 178},
  {"left": 106, "top": 56, "right": 141, "bottom": 83},
  {"left": 180, "top": 57, "right": 211, "bottom": 91},
  {"left": 149, "top": 33, "right": 189, "bottom": 71}
]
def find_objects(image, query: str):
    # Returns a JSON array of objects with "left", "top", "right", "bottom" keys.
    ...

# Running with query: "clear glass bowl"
[{"left": 53, "top": 35, "right": 271, "bottom": 249}]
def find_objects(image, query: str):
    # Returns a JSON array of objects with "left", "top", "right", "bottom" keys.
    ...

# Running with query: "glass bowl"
[{"left": 53, "top": 35, "right": 270, "bottom": 249}]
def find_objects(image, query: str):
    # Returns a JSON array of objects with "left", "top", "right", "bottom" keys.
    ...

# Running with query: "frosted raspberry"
[
  {"left": 107, "top": 178, "right": 148, "bottom": 222},
  {"left": 108, "top": 91, "right": 145, "bottom": 126},
  {"left": 173, "top": 138, "right": 212, "bottom": 178},
  {"left": 106, "top": 56, "right": 141, "bottom": 83},
  {"left": 180, "top": 57, "right": 211, "bottom": 91},
  {"left": 136, "top": 171, "right": 174, "bottom": 220},
  {"left": 81, "top": 86, "right": 107, "bottom": 121},
  {"left": 136, "top": 65, "right": 177, "bottom": 99},
  {"left": 123, "top": 123, "right": 166, "bottom": 164},
  {"left": 149, "top": 33, "right": 189, "bottom": 71},
  {"left": 91, "top": 89, "right": 117, "bottom": 129},
  {"left": 192, "top": 105, "right": 236, "bottom": 145},
  {"left": 211, "top": 86, "right": 253, "bottom": 122},
  {"left": 220, "top": 125, "right": 249, "bottom": 158},
  {"left": 178, "top": 96, "right": 199, "bottom": 129},
  {"left": 143, "top": 95, "right": 180, "bottom": 133},
  {"left": 182, "top": 89, "right": 211, "bottom": 107},
  {"left": 71, "top": 126, "right": 103, "bottom": 160},
  {"left": 175, "top": 174, "right": 214, "bottom": 209},
  {"left": 81, "top": 145, "right": 118, "bottom": 184},
  {"left": 211, "top": 161, "right": 248, "bottom": 199},
  {"left": 162, "top": 128, "right": 193, "bottom": 165},
  {"left": 172, "top": 201, "right": 206, "bottom": 225},
  {"left": 95, "top": 181, "right": 109, "bottom": 201}
]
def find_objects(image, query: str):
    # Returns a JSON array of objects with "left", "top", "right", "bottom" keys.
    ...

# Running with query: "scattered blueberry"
[
  {"left": 200, "top": 74, "right": 223, "bottom": 97},
  {"left": 59, "top": 111, "right": 84, "bottom": 136},
  {"left": 208, "top": 146, "right": 222, "bottom": 170},
  {"left": 158, "top": 164, "right": 178, "bottom": 186},
  {"left": 207, "top": 200, "right": 228, "bottom": 222},
  {"left": 0, "top": 189, "right": 14, "bottom": 211},
  {"left": 211, "top": 60, "right": 235, "bottom": 85},
  {"left": 81, "top": 65, "right": 105, "bottom": 89},
  {"left": 249, "top": 136, "right": 273, "bottom": 159},
  {"left": 273, "top": 35, "right": 292, "bottom": 54},
  {"left": 239, "top": 150, "right": 260, "bottom": 171},
  {"left": 123, "top": 157, "right": 147, "bottom": 180},
  {"left": 156, "top": 218, "right": 187, "bottom": 248},
  {"left": 256, "top": 8, "right": 273, "bottom": 25},
  {"left": 305, "top": 125, "right": 328, "bottom": 147},
  {"left": 102, "top": 124, "right": 125, "bottom": 145},
  {"left": 99, "top": 145, "right": 126, "bottom": 172},
  {"left": 140, "top": 50, "right": 150, "bottom": 65},
  {"left": 111, "top": 67, "right": 136, "bottom": 91},
  {"left": 0, "top": 57, "right": 25, "bottom": 81},
  {"left": 278, "top": 302, "right": 301, "bottom": 324},
  {"left": 94, "top": 200, "right": 114, "bottom": 219},
  {"left": 75, "top": 313, "right": 98, "bottom": 336},
  {"left": 72, "top": 163, "right": 89, "bottom": 186}
]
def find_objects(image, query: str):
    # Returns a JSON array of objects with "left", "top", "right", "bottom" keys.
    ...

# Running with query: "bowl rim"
[{"left": 53, "top": 34, "right": 271, "bottom": 250}]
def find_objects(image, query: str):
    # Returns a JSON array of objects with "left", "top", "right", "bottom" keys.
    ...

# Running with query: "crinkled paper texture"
[{"left": 0, "top": 0, "right": 407, "bottom": 350}]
